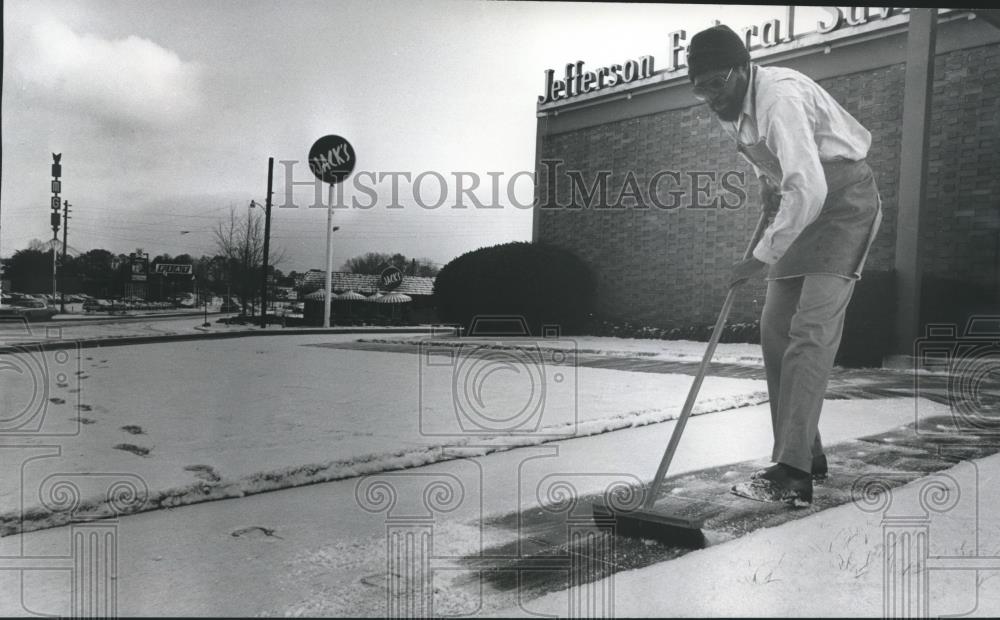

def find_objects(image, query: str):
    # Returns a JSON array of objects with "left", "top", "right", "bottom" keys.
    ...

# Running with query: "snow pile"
[{"left": 361, "top": 335, "right": 766, "bottom": 366}]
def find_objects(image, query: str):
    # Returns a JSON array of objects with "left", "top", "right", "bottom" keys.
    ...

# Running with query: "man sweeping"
[{"left": 686, "top": 25, "right": 882, "bottom": 506}]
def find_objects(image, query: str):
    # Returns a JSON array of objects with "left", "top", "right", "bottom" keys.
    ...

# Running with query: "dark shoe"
[
  {"left": 751, "top": 454, "right": 828, "bottom": 481},
  {"left": 732, "top": 463, "right": 813, "bottom": 507}
]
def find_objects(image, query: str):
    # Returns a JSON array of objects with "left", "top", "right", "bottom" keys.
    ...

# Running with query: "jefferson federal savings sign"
[{"left": 538, "top": 7, "right": 904, "bottom": 104}]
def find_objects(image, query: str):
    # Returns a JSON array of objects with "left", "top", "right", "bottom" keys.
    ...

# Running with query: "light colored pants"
[{"left": 760, "top": 275, "right": 856, "bottom": 472}]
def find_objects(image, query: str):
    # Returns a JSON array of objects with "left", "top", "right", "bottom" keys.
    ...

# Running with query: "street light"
[{"left": 323, "top": 224, "right": 340, "bottom": 327}]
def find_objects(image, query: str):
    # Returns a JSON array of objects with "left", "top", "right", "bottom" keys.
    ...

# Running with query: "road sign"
[
  {"left": 308, "top": 135, "right": 356, "bottom": 185},
  {"left": 154, "top": 263, "right": 193, "bottom": 275},
  {"left": 379, "top": 266, "right": 403, "bottom": 291},
  {"left": 51, "top": 197, "right": 61, "bottom": 209}
]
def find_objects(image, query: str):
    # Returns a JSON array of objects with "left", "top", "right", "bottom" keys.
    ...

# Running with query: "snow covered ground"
[
  {"left": 0, "top": 333, "right": 767, "bottom": 535},
  {"left": 3, "top": 329, "right": 986, "bottom": 617}
]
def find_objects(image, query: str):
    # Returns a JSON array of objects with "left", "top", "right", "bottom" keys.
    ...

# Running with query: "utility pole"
[
  {"left": 260, "top": 157, "right": 274, "bottom": 329},
  {"left": 60, "top": 200, "right": 71, "bottom": 313}
]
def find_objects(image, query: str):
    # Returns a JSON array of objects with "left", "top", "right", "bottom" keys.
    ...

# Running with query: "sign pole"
[
  {"left": 50, "top": 154, "right": 62, "bottom": 306},
  {"left": 324, "top": 183, "right": 334, "bottom": 328},
  {"left": 51, "top": 232, "right": 57, "bottom": 303},
  {"left": 308, "top": 134, "right": 356, "bottom": 329},
  {"left": 260, "top": 157, "right": 274, "bottom": 329},
  {"left": 61, "top": 200, "right": 70, "bottom": 313}
]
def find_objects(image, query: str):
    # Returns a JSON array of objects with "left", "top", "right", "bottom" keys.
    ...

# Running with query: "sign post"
[
  {"left": 308, "top": 135, "right": 356, "bottom": 328},
  {"left": 50, "top": 154, "right": 62, "bottom": 306},
  {"left": 260, "top": 158, "right": 275, "bottom": 329}
]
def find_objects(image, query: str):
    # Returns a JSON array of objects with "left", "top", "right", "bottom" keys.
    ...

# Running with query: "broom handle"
[{"left": 641, "top": 209, "right": 771, "bottom": 510}]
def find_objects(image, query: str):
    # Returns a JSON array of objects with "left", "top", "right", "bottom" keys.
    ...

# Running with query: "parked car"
[
  {"left": 4, "top": 298, "right": 58, "bottom": 321},
  {"left": 83, "top": 299, "right": 112, "bottom": 312}
]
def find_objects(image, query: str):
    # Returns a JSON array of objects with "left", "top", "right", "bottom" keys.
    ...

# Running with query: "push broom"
[{"left": 592, "top": 207, "right": 772, "bottom": 547}]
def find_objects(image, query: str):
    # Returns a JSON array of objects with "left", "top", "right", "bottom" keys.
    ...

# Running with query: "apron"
[{"left": 735, "top": 71, "right": 883, "bottom": 280}]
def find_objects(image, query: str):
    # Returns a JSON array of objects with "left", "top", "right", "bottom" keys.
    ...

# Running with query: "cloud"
[{"left": 18, "top": 19, "right": 202, "bottom": 127}]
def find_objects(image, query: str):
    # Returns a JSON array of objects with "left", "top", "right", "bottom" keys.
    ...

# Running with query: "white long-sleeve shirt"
[{"left": 720, "top": 65, "right": 872, "bottom": 265}]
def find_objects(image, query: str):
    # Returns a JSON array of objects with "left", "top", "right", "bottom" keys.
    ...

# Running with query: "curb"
[{"left": 0, "top": 326, "right": 455, "bottom": 355}]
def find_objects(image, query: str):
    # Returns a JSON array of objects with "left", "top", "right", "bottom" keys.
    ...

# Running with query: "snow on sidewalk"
[
  {"left": 497, "top": 452, "right": 1000, "bottom": 618},
  {"left": 0, "top": 333, "right": 767, "bottom": 536}
]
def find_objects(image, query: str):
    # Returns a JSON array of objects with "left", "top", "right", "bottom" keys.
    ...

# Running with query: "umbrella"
[
  {"left": 374, "top": 292, "right": 412, "bottom": 304},
  {"left": 335, "top": 289, "right": 366, "bottom": 322},
  {"left": 337, "top": 290, "right": 366, "bottom": 301},
  {"left": 303, "top": 289, "right": 340, "bottom": 301}
]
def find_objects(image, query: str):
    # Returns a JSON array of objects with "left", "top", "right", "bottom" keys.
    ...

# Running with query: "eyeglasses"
[{"left": 692, "top": 67, "right": 734, "bottom": 101}]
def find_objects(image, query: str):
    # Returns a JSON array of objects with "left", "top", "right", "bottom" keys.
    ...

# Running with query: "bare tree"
[
  {"left": 213, "top": 204, "right": 285, "bottom": 315},
  {"left": 341, "top": 252, "right": 440, "bottom": 276}
]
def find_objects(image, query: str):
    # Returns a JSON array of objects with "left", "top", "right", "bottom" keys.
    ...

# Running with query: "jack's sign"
[
  {"left": 379, "top": 266, "right": 403, "bottom": 291},
  {"left": 308, "top": 135, "right": 356, "bottom": 185}
]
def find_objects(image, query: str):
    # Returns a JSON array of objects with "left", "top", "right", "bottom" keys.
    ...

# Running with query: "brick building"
[{"left": 533, "top": 9, "right": 1000, "bottom": 359}]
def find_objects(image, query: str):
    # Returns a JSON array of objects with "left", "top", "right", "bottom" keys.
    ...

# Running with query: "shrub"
[
  {"left": 434, "top": 242, "right": 596, "bottom": 336},
  {"left": 585, "top": 315, "right": 760, "bottom": 344}
]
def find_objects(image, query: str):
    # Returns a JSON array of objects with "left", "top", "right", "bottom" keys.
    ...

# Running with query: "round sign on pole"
[
  {"left": 308, "top": 135, "right": 356, "bottom": 185},
  {"left": 379, "top": 266, "right": 404, "bottom": 291}
]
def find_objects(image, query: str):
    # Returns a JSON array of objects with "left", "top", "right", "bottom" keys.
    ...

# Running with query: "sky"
[{"left": 2, "top": 1, "right": 828, "bottom": 273}]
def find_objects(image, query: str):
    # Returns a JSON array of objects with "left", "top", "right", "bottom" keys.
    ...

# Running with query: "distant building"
[
  {"left": 299, "top": 271, "right": 437, "bottom": 325},
  {"left": 299, "top": 270, "right": 435, "bottom": 297}
]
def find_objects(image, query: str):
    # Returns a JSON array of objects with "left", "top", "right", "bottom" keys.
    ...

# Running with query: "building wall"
[
  {"left": 925, "top": 43, "right": 1000, "bottom": 294},
  {"left": 535, "top": 36, "right": 1000, "bottom": 327}
]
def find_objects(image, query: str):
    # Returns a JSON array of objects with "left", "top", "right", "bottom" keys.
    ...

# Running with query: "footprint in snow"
[
  {"left": 113, "top": 443, "right": 151, "bottom": 457},
  {"left": 231, "top": 526, "right": 282, "bottom": 540},
  {"left": 183, "top": 464, "right": 221, "bottom": 483}
]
